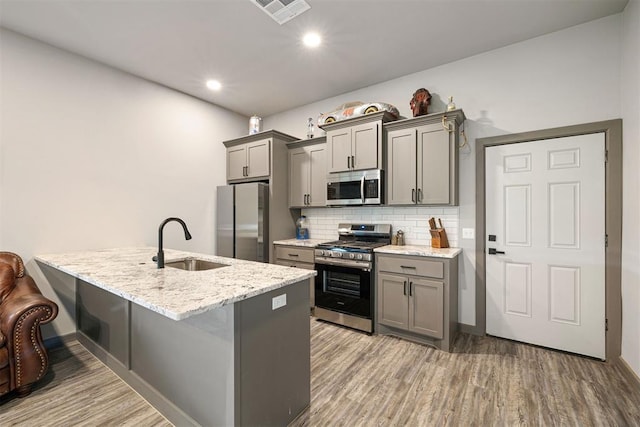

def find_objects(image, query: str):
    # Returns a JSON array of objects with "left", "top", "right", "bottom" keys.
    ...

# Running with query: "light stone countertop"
[
  {"left": 35, "top": 247, "right": 316, "bottom": 321},
  {"left": 374, "top": 245, "right": 462, "bottom": 258},
  {"left": 273, "top": 238, "right": 334, "bottom": 248}
]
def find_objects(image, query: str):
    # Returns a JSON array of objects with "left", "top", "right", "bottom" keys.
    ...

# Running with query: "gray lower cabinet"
[
  {"left": 287, "top": 138, "right": 327, "bottom": 207},
  {"left": 274, "top": 245, "right": 315, "bottom": 310},
  {"left": 376, "top": 253, "right": 458, "bottom": 351},
  {"left": 385, "top": 110, "right": 465, "bottom": 206},
  {"left": 76, "top": 279, "right": 310, "bottom": 426},
  {"left": 378, "top": 274, "right": 444, "bottom": 338}
]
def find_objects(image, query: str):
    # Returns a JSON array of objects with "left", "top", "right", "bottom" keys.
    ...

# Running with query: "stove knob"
[
  {"left": 316, "top": 250, "right": 324, "bottom": 257},
  {"left": 349, "top": 253, "right": 355, "bottom": 259},
  {"left": 356, "top": 254, "right": 363, "bottom": 260}
]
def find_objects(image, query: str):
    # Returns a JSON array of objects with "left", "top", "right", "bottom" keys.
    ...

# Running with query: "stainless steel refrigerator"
[{"left": 216, "top": 182, "right": 269, "bottom": 262}]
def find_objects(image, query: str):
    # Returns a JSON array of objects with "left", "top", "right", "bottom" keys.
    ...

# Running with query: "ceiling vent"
[{"left": 250, "top": 0, "right": 311, "bottom": 25}]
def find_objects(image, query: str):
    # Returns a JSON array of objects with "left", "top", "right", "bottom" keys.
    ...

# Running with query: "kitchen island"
[{"left": 36, "top": 247, "right": 315, "bottom": 427}]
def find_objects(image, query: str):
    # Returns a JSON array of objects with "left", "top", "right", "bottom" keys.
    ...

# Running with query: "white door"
[{"left": 485, "top": 133, "right": 606, "bottom": 359}]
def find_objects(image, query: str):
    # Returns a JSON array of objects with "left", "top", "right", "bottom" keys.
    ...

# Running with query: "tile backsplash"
[{"left": 301, "top": 206, "right": 459, "bottom": 247}]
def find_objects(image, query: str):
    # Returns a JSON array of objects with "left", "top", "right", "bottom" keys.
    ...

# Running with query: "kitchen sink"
[{"left": 164, "top": 258, "right": 229, "bottom": 271}]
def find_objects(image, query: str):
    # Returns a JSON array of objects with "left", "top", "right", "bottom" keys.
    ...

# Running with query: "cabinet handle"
[
  {"left": 400, "top": 265, "right": 416, "bottom": 269},
  {"left": 412, "top": 189, "right": 416, "bottom": 202},
  {"left": 403, "top": 280, "right": 407, "bottom": 296},
  {"left": 307, "top": 194, "right": 311, "bottom": 205},
  {"left": 347, "top": 156, "right": 351, "bottom": 169},
  {"left": 409, "top": 282, "right": 413, "bottom": 296},
  {"left": 418, "top": 188, "right": 423, "bottom": 202},
  {"left": 351, "top": 155, "right": 355, "bottom": 169}
]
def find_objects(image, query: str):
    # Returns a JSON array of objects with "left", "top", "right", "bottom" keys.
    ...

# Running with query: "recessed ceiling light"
[
  {"left": 206, "top": 80, "right": 222, "bottom": 91},
  {"left": 303, "top": 32, "right": 321, "bottom": 48}
]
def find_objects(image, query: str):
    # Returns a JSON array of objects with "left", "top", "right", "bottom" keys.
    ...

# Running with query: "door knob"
[{"left": 488, "top": 248, "right": 505, "bottom": 255}]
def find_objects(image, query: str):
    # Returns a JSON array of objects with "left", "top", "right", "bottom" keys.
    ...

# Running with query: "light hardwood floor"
[
  {"left": 0, "top": 340, "right": 171, "bottom": 426},
  {"left": 2, "top": 319, "right": 640, "bottom": 426}
]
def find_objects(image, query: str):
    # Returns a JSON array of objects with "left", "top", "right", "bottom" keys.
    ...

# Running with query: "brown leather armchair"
[{"left": 0, "top": 252, "right": 58, "bottom": 397}]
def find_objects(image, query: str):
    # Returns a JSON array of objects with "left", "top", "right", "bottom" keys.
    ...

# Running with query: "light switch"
[
  {"left": 272, "top": 293, "right": 287, "bottom": 310},
  {"left": 462, "top": 228, "right": 475, "bottom": 239}
]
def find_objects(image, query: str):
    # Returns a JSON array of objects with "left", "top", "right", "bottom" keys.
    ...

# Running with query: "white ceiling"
[{"left": 0, "top": 0, "right": 629, "bottom": 117}]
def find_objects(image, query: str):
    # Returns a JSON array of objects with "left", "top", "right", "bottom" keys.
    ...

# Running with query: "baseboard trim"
[
  {"left": 459, "top": 322, "right": 483, "bottom": 336},
  {"left": 617, "top": 356, "right": 640, "bottom": 391}
]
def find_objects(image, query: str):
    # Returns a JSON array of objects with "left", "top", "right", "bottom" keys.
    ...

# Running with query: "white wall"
[
  {"left": 265, "top": 15, "right": 623, "bottom": 328},
  {"left": 621, "top": 0, "right": 640, "bottom": 378},
  {"left": 0, "top": 29, "right": 247, "bottom": 337}
]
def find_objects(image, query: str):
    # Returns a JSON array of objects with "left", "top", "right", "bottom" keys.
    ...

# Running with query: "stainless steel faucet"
[{"left": 155, "top": 217, "right": 192, "bottom": 268}]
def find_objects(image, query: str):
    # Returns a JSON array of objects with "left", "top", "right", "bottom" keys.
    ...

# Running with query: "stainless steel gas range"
[{"left": 314, "top": 223, "right": 392, "bottom": 333}]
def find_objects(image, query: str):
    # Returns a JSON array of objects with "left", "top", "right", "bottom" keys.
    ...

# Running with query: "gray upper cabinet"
[
  {"left": 223, "top": 130, "right": 299, "bottom": 262},
  {"left": 385, "top": 110, "right": 465, "bottom": 206},
  {"left": 287, "top": 137, "right": 327, "bottom": 207},
  {"left": 226, "top": 138, "right": 271, "bottom": 182},
  {"left": 322, "top": 111, "right": 397, "bottom": 173}
]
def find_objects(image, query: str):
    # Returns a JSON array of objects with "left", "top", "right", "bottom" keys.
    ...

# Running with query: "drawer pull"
[
  {"left": 400, "top": 265, "right": 416, "bottom": 269},
  {"left": 288, "top": 253, "right": 299, "bottom": 257}
]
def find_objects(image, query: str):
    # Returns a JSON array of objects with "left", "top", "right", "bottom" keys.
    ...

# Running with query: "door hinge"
[
  {"left": 605, "top": 149, "right": 609, "bottom": 163},
  {"left": 606, "top": 318, "right": 609, "bottom": 332},
  {"left": 605, "top": 234, "right": 609, "bottom": 248}
]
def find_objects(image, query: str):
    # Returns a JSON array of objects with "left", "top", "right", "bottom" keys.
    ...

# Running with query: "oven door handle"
[
  {"left": 315, "top": 258, "right": 371, "bottom": 271},
  {"left": 361, "top": 175, "right": 365, "bottom": 204}
]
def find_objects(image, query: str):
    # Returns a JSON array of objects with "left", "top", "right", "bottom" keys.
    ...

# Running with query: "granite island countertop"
[
  {"left": 35, "top": 247, "right": 316, "bottom": 321},
  {"left": 374, "top": 245, "right": 462, "bottom": 258}
]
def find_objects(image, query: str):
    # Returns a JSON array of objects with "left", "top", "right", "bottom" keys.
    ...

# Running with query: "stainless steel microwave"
[{"left": 326, "top": 169, "right": 383, "bottom": 206}]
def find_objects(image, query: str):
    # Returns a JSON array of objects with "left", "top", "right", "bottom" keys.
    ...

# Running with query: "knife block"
[{"left": 429, "top": 228, "right": 449, "bottom": 249}]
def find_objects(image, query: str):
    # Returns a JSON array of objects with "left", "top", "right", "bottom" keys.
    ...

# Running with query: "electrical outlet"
[
  {"left": 462, "top": 228, "right": 475, "bottom": 239},
  {"left": 272, "top": 294, "right": 287, "bottom": 310}
]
